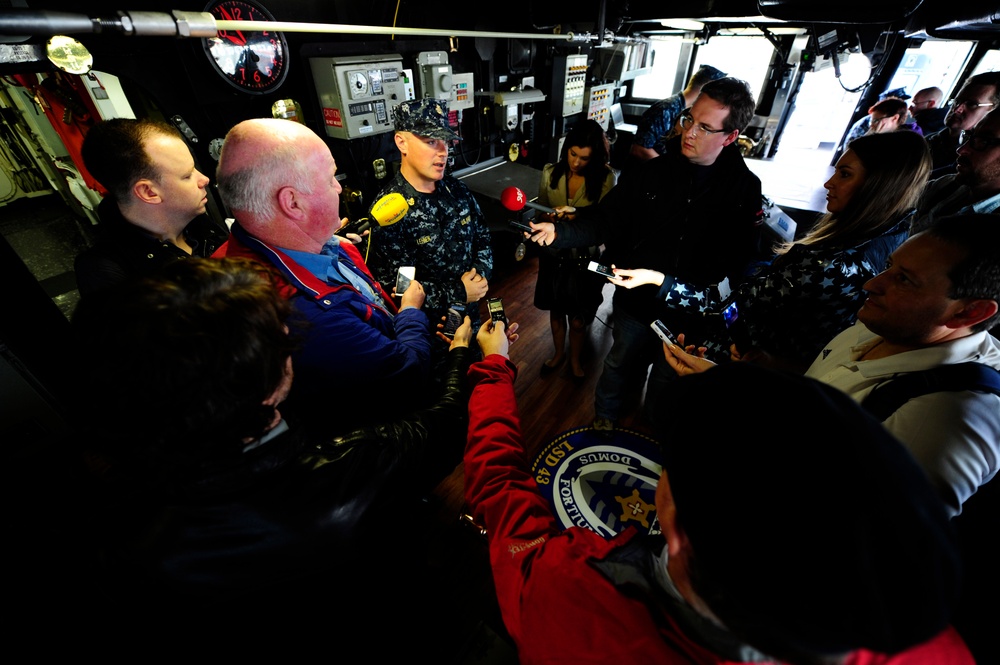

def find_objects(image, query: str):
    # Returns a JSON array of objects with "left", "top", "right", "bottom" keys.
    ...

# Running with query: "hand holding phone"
[
  {"left": 441, "top": 305, "right": 464, "bottom": 338},
  {"left": 650, "top": 319, "right": 679, "bottom": 347},
  {"left": 395, "top": 266, "right": 415, "bottom": 295},
  {"left": 487, "top": 297, "right": 508, "bottom": 327},
  {"left": 587, "top": 261, "right": 615, "bottom": 278}
]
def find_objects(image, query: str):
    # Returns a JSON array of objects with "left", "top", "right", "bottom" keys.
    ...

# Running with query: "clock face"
[{"left": 202, "top": 0, "right": 289, "bottom": 94}]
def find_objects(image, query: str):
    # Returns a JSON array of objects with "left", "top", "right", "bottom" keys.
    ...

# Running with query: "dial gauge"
[
  {"left": 202, "top": 0, "right": 289, "bottom": 95},
  {"left": 348, "top": 71, "right": 369, "bottom": 99}
]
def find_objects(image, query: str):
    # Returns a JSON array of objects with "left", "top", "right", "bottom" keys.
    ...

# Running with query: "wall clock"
[{"left": 202, "top": 0, "right": 289, "bottom": 95}]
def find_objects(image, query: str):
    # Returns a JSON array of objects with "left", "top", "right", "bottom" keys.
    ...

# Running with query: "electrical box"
[
  {"left": 309, "top": 55, "right": 408, "bottom": 140},
  {"left": 400, "top": 68, "right": 416, "bottom": 101},
  {"left": 585, "top": 83, "right": 616, "bottom": 130},
  {"left": 452, "top": 72, "right": 474, "bottom": 111},
  {"left": 562, "top": 54, "right": 588, "bottom": 117},
  {"left": 416, "top": 50, "right": 454, "bottom": 100}
]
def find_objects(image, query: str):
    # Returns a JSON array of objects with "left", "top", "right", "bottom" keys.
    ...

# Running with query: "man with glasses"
[
  {"left": 526, "top": 77, "right": 764, "bottom": 436},
  {"left": 912, "top": 108, "right": 1000, "bottom": 234},
  {"left": 925, "top": 72, "right": 1000, "bottom": 173},
  {"left": 909, "top": 86, "right": 947, "bottom": 136},
  {"left": 629, "top": 64, "right": 727, "bottom": 162}
]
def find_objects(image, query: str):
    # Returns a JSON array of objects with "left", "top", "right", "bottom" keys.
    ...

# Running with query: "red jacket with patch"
[{"left": 463, "top": 354, "right": 973, "bottom": 665}]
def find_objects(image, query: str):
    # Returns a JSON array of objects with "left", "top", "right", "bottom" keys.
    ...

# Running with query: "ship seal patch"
[{"left": 531, "top": 427, "right": 662, "bottom": 539}]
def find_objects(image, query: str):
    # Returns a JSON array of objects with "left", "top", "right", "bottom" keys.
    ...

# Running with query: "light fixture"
[{"left": 660, "top": 19, "right": 705, "bottom": 31}]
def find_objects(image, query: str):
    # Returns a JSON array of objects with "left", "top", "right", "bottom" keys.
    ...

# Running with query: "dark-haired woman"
[{"left": 535, "top": 119, "right": 617, "bottom": 380}]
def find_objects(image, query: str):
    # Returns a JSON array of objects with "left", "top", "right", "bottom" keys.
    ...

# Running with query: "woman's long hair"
[
  {"left": 777, "top": 131, "right": 931, "bottom": 255},
  {"left": 548, "top": 119, "right": 611, "bottom": 203}
]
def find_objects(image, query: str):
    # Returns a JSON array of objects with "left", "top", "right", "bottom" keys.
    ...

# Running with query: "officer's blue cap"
[
  {"left": 392, "top": 98, "right": 461, "bottom": 141},
  {"left": 880, "top": 87, "right": 911, "bottom": 100}
]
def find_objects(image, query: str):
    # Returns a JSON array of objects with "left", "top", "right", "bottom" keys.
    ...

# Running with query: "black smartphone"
[
  {"left": 335, "top": 217, "right": 370, "bottom": 237},
  {"left": 441, "top": 306, "right": 464, "bottom": 338},
  {"left": 650, "top": 319, "right": 679, "bottom": 347},
  {"left": 487, "top": 297, "right": 508, "bottom": 327},
  {"left": 587, "top": 261, "right": 615, "bottom": 278},
  {"left": 508, "top": 219, "right": 534, "bottom": 233}
]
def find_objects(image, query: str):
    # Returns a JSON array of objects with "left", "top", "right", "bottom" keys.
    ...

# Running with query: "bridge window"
[
  {"left": 630, "top": 38, "right": 684, "bottom": 100},
  {"left": 886, "top": 39, "right": 976, "bottom": 100}
]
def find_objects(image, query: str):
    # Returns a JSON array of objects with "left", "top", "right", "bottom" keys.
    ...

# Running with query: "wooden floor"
[
  {"left": 431, "top": 247, "right": 652, "bottom": 518},
  {"left": 413, "top": 248, "right": 658, "bottom": 663}
]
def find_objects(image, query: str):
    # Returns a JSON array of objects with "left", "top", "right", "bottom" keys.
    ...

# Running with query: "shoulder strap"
[{"left": 861, "top": 363, "right": 1000, "bottom": 422}]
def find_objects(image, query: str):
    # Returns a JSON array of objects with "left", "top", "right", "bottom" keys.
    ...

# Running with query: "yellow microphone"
[{"left": 336, "top": 192, "right": 409, "bottom": 237}]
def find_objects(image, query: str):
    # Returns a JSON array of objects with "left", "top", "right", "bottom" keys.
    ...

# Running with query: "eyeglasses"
[
  {"left": 678, "top": 109, "right": 729, "bottom": 137},
  {"left": 909, "top": 100, "right": 933, "bottom": 109},
  {"left": 959, "top": 130, "right": 1000, "bottom": 151},
  {"left": 946, "top": 99, "right": 996, "bottom": 111}
]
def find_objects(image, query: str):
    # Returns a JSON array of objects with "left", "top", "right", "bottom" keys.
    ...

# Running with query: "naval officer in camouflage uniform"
[{"left": 371, "top": 98, "right": 493, "bottom": 331}]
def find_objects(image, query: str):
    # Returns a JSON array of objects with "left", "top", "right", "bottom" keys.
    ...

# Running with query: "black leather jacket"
[{"left": 82, "top": 345, "right": 471, "bottom": 608}]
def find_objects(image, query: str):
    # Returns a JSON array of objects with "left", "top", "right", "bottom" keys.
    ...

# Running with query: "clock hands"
[
  {"left": 222, "top": 31, "right": 247, "bottom": 46},
  {"left": 216, "top": 6, "right": 248, "bottom": 46},
  {"left": 204, "top": 1, "right": 288, "bottom": 93}
]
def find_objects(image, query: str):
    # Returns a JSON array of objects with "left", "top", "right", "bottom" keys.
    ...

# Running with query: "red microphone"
[{"left": 500, "top": 186, "right": 556, "bottom": 214}]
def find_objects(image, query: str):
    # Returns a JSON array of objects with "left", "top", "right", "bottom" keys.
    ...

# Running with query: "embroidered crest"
[{"left": 532, "top": 427, "right": 663, "bottom": 538}]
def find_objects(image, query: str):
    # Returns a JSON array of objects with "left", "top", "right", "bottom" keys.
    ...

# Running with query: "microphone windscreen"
[
  {"left": 500, "top": 186, "right": 527, "bottom": 212},
  {"left": 371, "top": 192, "right": 409, "bottom": 226}
]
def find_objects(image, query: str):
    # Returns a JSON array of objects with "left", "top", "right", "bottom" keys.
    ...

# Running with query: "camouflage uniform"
[
  {"left": 371, "top": 97, "right": 494, "bottom": 326},
  {"left": 372, "top": 169, "right": 493, "bottom": 323}
]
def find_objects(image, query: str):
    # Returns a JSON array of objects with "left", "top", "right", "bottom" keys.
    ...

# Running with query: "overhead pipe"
[{"left": 0, "top": 9, "right": 593, "bottom": 42}]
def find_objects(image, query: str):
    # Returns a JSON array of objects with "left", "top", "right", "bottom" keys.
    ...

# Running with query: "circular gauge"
[
  {"left": 348, "top": 71, "right": 369, "bottom": 98},
  {"left": 202, "top": 0, "right": 289, "bottom": 95}
]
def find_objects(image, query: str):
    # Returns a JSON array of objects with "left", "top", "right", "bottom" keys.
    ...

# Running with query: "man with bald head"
[
  {"left": 909, "top": 86, "right": 947, "bottom": 136},
  {"left": 215, "top": 118, "right": 433, "bottom": 433}
]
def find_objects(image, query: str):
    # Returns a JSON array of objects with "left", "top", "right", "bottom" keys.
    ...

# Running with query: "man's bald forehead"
[{"left": 219, "top": 119, "right": 322, "bottom": 170}]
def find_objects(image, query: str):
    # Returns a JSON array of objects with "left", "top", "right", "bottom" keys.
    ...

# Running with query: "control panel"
[
  {"left": 452, "top": 72, "right": 475, "bottom": 111},
  {"left": 309, "top": 55, "right": 408, "bottom": 140},
  {"left": 561, "top": 54, "right": 588, "bottom": 117},
  {"left": 585, "top": 83, "right": 616, "bottom": 130}
]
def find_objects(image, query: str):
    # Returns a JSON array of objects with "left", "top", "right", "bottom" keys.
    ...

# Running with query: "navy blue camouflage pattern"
[
  {"left": 633, "top": 92, "right": 686, "bottom": 155},
  {"left": 392, "top": 98, "right": 460, "bottom": 141},
  {"left": 371, "top": 170, "right": 493, "bottom": 322}
]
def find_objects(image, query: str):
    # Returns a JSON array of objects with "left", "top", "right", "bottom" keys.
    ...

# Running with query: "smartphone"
[
  {"left": 335, "top": 217, "right": 371, "bottom": 237},
  {"left": 508, "top": 219, "right": 534, "bottom": 233},
  {"left": 441, "top": 305, "right": 464, "bottom": 339},
  {"left": 650, "top": 319, "right": 679, "bottom": 347},
  {"left": 487, "top": 297, "right": 508, "bottom": 327},
  {"left": 721, "top": 299, "right": 740, "bottom": 329},
  {"left": 395, "top": 266, "right": 415, "bottom": 294},
  {"left": 587, "top": 261, "right": 615, "bottom": 278}
]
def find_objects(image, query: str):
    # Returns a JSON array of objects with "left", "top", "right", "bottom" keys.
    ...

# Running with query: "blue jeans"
[{"left": 594, "top": 307, "right": 677, "bottom": 423}]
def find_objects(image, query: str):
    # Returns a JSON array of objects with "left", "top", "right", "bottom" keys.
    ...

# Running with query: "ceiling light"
[{"left": 660, "top": 19, "right": 705, "bottom": 31}]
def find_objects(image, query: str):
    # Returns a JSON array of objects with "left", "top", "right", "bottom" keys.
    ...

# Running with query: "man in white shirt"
[{"left": 663, "top": 213, "right": 1000, "bottom": 516}]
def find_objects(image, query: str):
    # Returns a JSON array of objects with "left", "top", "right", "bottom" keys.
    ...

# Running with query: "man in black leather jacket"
[
  {"left": 62, "top": 257, "right": 475, "bottom": 645},
  {"left": 528, "top": 77, "right": 764, "bottom": 433}
]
